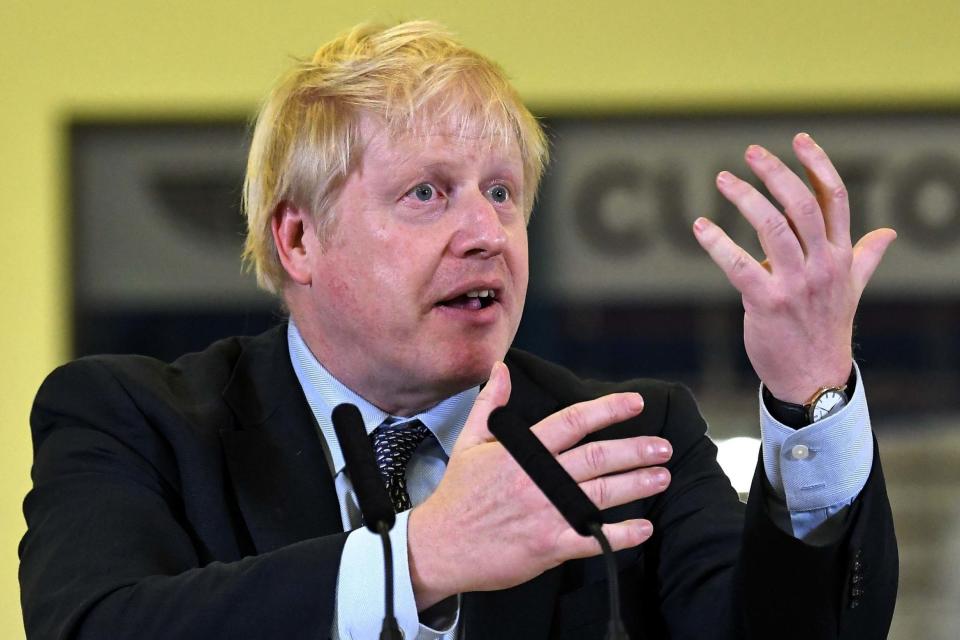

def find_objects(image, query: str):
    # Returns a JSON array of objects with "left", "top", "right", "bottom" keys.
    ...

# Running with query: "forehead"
[{"left": 356, "top": 112, "right": 523, "bottom": 174}]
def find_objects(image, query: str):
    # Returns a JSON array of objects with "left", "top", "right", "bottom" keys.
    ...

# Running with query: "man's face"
[{"left": 295, "top": 118, "right": 529, "bottom": 415}]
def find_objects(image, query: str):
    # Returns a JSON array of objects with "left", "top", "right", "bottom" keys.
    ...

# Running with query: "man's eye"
[
  {"left": 487, "top": 185, "right": 510, "bottom": 204},
  {"left": 409, "top": 183, "right": 436, "bottom": 202}
]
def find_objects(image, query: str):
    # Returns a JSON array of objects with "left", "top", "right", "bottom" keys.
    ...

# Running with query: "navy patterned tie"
[{"left": 370, "top": 419, "right": 431, "bottom": 513}]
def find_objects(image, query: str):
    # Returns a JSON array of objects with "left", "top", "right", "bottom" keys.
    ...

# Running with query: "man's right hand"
[{"left": 407, "top": 361, "right": 673, "bottom": 610}]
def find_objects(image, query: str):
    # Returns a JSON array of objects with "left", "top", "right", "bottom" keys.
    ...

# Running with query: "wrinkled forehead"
[{"left": 356, "top": 107, "right": 524, "bottom": 171}]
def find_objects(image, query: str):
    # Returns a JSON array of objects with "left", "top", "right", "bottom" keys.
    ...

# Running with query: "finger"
[
  {"left": 692, "top": 216, "right": 768, "bottom": 294},
  {"left": 743, "top": 144, "right": 829, "bottom": 258},
  {"left": 531, "top": 393, "right": 644, "bottom": 455},
  {"left": 794, "top": 132, "right": 852, "bottom": 248},
  {"left": 559, "top": 519, "right": 653, "bottom": 557},
  {"left": 579, "top": 466, "right": 671, "bottom": 509},
  {"left": 715, "top": 170, "right": 806, "bottom": 271},
  {"left": 851, "top": 228, "right": 897, "bottom": 293},
  {"left": 558, "top": 436, "right": 672, "bottom": 482},
  {"left": 454, "top": 361, "right": 511, "bottom": 453}
]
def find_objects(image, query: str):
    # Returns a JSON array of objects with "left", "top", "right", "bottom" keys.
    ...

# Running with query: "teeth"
[{"left": 466, "top": 289, "right": 495, "bottom": 298}]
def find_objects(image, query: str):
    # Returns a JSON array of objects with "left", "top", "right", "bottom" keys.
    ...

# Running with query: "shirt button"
[{"left": 790, "top": 444, "right": 810, "bottom": 460}]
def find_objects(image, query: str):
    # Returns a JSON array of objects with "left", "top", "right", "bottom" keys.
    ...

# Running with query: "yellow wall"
[{"left": 2, "top": 0, "right": 958, "bottom": 634}]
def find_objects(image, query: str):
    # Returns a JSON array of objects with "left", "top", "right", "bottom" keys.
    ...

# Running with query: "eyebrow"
[{"left": 417, "top": 160, "right": 523, "bottom": 182}]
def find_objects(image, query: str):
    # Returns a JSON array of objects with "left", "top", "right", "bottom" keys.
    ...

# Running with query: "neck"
[{"left": 287, "top": 312, "right": 468, "bottom": 418}]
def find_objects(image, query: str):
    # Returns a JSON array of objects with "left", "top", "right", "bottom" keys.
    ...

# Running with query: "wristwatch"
[{"left": 763, "top": 369, "right": 856, "bottom": 428}]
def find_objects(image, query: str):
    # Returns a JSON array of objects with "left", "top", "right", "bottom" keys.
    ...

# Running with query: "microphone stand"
[
  {"left": 378, "top": 521, "right": 402, "bottom": 640},
  {"left": 489, "top": 407, "right": 632, "bottom": 640},
  {"left": 589, "top": 523, "right": 630, "bottom": 640},
  {"left": 332, "top": 403, "right": 402, "bottom": 640}
]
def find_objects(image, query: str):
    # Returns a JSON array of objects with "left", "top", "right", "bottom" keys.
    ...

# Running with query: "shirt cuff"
[
  {"left": 335, "top": 510, "right": 460, "bottom": 639},
  {"left": 758, "top": 361, "right": 873, "bottom": 513}
]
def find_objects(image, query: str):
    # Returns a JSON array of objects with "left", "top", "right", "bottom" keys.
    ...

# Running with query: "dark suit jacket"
[{"left": 20, "top": 324, "right": 898, "bottom": 639}]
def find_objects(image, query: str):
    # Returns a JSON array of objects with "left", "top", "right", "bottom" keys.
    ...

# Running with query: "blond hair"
[{"left": 242, "top": 20, "right": 549, "bottom": 293}]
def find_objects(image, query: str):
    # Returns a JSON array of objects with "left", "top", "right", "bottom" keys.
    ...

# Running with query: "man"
[{"left": 20, "top": 21, "right": 898, "bottom": 639}]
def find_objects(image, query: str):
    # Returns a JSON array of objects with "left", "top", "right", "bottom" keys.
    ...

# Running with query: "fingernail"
[
  {"left": 716, "top": 171, "right": 732, "bottom": 186},
  {"left": 627, "top": 393, "right": 644, "bottom": 411},
  {"left": 800, "top": 132, "right": 824, "bottom": 153},
  {"left": 746, "top": 145, "right": 766, "bottom": 160},
  {"left": 692, "top": 217, "right": 709, "bottom": 233},
  {"left": 654, "top": 469, "right": 670, "bottom": 487},
  {"left": 639, "top": 521, "right": 653, "bottom": 536},
  {"left": 646, "top": 440, "right": 672, "bottom": 459}
]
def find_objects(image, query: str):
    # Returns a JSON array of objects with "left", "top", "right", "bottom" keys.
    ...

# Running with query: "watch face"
[{"left": 811, "top": 389, "right": 847, "bottom": 422}]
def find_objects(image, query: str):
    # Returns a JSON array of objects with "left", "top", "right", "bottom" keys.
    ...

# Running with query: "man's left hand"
[{"left": 693, "top": 133, "right": 896, "bottom": 403}]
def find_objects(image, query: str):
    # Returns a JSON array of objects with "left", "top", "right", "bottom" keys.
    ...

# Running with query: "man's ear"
[{"left": 271, "top": 202, "right": 314, "bottom": 286}]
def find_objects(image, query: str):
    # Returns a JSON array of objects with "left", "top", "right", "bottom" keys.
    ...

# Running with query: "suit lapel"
[
  {"left": 462, "top": 353, "right": 568, "bottom": 638},
  {"left": 219, "top": 324, "right": 343, "bottom": 553}
]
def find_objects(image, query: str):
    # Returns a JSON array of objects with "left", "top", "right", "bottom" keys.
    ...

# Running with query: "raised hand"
[
  {"left": 407, "top": 362, "right": 672, "bottom": 610},
  {"left": 693, "top": 133, "right": 896, "bottom": 403}
]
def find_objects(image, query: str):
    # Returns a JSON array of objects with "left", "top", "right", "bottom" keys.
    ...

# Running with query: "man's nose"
[{"left": 449, "top": 190, "right": 508, "bottom": 258}]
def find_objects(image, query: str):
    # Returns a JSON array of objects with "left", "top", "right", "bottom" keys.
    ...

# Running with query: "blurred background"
[{"left": 3, "top": 1, "right": 959, "bottom": 637}]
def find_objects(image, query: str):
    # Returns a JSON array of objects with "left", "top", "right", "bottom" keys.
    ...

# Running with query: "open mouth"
[{"left": 437, "top": 289, "right": 497, "bottom": 311}]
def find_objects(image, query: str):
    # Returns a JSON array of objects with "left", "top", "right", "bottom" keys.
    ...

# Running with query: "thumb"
[
  {"left": 852, "top": 228, "right": 897, "bottom": 293},
  {"left": 453, "top": 361, "right": 512, "bottom": 453}
]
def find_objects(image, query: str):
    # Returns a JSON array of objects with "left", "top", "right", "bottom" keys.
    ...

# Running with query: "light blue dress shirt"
[
  {"left": 759, "top": 362, "right": 873, "bottom": 542},
  {"left": 288, "top": 322, "right": 468, "bottom": 639},
  {"left": 287, "top": 321, "right": 873, "bottom": 639}
]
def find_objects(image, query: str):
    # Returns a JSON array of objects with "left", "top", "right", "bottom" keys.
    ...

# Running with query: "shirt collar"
[{"left": 287, "top": 320, "right": 477, "bottom": 475}]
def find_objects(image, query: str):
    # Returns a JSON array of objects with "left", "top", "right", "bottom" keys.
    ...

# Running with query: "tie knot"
[{"left": 370, "top": 420, "right": 431, "bottom": 513}]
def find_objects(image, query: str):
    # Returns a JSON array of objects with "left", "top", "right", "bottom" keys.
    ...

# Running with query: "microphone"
[
  {"left": 332, "top": 403, "right": 395, "bottom": 531},
  {"left": 488, "top": 406, "right": 631, "bottom": 640},
  {"left": 487, "top": 407, "right": 601, "bottom": 535},
  {"left": 331, "top": 403, "right": 401, "bottom": 640}
]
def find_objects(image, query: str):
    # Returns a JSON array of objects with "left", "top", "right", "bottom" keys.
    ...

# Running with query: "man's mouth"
[{"left": 437, "top": 289, "right": 497, "bottom": 311}]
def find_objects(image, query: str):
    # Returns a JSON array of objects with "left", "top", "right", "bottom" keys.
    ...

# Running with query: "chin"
[{"left": 435, "top": 343, "right": 505, "bottom": 389}]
